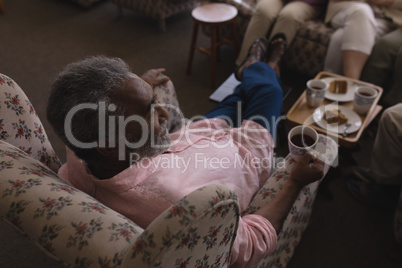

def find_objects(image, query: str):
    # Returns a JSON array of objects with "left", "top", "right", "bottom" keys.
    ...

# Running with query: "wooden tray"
[{"left": 286, "top": 71, "right": 383, "bottom": 147}]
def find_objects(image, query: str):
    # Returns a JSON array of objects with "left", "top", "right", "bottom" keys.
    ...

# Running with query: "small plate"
[
  {"left": 321, "top": 77, "right": 357, "bottom": 102},
  {"left": 313, "top": 104, "right": 362, "bottom": 134}
]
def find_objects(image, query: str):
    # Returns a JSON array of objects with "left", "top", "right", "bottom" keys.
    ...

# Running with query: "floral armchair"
[{"left": 0, "top": 73, "right": 339, "bottom": 267}]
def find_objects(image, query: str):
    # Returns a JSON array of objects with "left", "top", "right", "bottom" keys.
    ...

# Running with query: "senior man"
[{"left": 47, "top": 36, "right": 324, "bottom": 267}]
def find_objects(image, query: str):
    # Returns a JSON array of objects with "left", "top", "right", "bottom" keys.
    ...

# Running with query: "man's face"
[{"left": 110, "top": 73, "right": 171, "bottom": 160}]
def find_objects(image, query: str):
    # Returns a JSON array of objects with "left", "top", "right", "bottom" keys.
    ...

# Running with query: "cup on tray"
[
  {"left": 288, "top": 125, "right": 319, "bottom": 162},
  {"left": 306, "top": 79, "right": 328, "bottom": 108},
  {"left": 353, "top": 86, "right": 377, "bottom": 115}
]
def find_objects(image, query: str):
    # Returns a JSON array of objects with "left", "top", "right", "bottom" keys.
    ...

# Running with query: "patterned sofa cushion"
[
  {"left": 109, "top": 0, "right": 198, "bottom": 20},
  {"left": 284, "top": 20, "right": 335, "bottom": 78},
  {"left": 108, "top": 0, "right": 199, "bottom": 30}
]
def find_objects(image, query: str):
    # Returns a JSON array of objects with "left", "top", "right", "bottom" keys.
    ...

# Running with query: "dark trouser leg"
[{"left": 205, "top": 62, "right": 283, "bottom": 137}]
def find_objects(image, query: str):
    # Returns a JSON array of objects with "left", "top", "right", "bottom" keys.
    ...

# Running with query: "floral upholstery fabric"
[
  {"left": 0, "top": 140, "right": 239, "bottom": 267},
  {"left": 0, "top": 73, "right": 358, "bottom": 267},
  {"left": 0, "top": 140, "right": 144, "bottom": 267},
  {"left": 122, "top": 184, "right": 240, "bottom": 267},
  {"left": 0, "top": 73, "right": 239, "bottom": 267},
  {"left": 0, "top": 73, "right": 182, "bottom": 172},
  {"left": 249, "top": 135, "right": 338, "bottom": 268},
  {"left": 0, "top": 74, "right": 61, "bottom": 173}
]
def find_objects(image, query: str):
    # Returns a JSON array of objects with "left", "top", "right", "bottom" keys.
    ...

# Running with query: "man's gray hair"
[{"left": 47, "top": 55, "right": 130, "bottom": 160}]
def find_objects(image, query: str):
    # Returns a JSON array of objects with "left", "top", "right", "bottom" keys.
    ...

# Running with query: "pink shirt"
[{"left": 58, "top": 118, "right": 277, "bottom": 267}]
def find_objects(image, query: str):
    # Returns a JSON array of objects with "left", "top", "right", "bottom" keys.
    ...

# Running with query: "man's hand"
[
  {"left": 288, "top": 153, "right": 325, "bottom": 189},
  {"left": 141, "top": 68, "right": 170, "bottom": 88},
  {"left": 254, "top": 153, "right": 325, "bottom": 232}
]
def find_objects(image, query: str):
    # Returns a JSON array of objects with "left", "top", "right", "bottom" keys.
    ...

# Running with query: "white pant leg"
[
  {"left": 370, "top": 103, "right": 402, "bottom": 184},
  {"left": 324, "top": 3, "right": 377, "bottom": 74},
  {"left": 331, "top": 2, "right": 377, "bottom": 53},
  {"left": 323, "top": 28, "right": 344, "bottom": 74},
  {"left": 269, "top": 1, "right": 319, "bottom": 45},
  {"left": 236, "top": 0, "right": 283, "bottom": 65}
]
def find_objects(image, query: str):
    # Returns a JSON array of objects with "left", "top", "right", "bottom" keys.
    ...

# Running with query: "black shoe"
[
  {"left": 351, "top": 166, "right": 374, "bottom": 183},
  {"left": 234, "top": 36, "right": 268, "bottom": 81},
  {"left": 346, "top": 166, "right": 394, "bottom": 208},
  {"left": 266, "top": 33, "right": 287, "bottom": 77},
  {"left": 346, "top": 178, "right": 392, "bottom": 208}
]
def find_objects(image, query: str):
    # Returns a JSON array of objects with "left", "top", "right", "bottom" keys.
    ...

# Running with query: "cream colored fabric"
[
  {"left": 236, "top": 0, "right": 318, "bottom": 65},
  {"left": 325, "top": 0, "right": 402, "bottom": 26},
  {"left": 0, "top": 139, "right": 239, "bottom": 267},
  {"left": 0, "top": 74, "right": 61, "bottom": 173},
  {"left": 323, "top": 0, "right": 400, "bottom": 75},
  {"left": 0, "top": 73, "right": 239, "bottom": 267},
  {"left": 0, "top": 73, "right": 340, "bottom": 267},
  {"left": 323, "top": 2, "right": 377, "bottom": 74}
]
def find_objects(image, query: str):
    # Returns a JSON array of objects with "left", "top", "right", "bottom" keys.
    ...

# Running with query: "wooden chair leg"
[
  {"left": 231, "top": 21, "right": 239, "bottom": 56},
  {"left": 0, "top": 0, "right": 5, "bottom": 14},
  {"left": 186, "top": 22, "right": 199, "bottom": 75},
  {"left": 216, "top": 26, "right": 221, "bottom": 62},
  {"left": 210, "top": 25, "right": 218, "bottom": 89}
]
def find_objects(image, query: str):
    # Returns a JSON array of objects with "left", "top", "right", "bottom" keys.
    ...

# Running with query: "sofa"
[
  {"left": 66, "top": 0, "right": 104, "bottom": 8},
  {"left": 208, "top": 0, "right": 334, "bottom": 78},
  {"left": 0, "top": 73, "right": 339, "bottom": 267},
  {"left": 107, "top": 0, "right": 199, "bottom": 31}
]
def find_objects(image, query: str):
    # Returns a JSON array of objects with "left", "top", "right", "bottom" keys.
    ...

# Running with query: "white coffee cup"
[
  {"left": 288, "top": 125, "right": 319, "bottom": 162},
  {"left": 306, "top": 79, "right": 328, "bottom": 108},
  {"left": 353, "top": 86, "right": 377, "bottom": 115}
]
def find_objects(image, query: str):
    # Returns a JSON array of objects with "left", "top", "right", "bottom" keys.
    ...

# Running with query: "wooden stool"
[{"left": 186, "top": 3, "right": 239, "bottom": 89}]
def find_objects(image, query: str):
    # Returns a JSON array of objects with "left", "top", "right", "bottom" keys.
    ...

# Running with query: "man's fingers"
[
  {"left": 154, "top": 68, "right": 166, "bottom": 75},
  {"left": 309, "top": 158, "right": 325, "bottom": 173},
  {"left": 155, "top": 75, "right": 170, "bottom": 85},
  {"left": 300, "top": 153, "right": 315, "bottom": 164},
  {"left": 312, "top": 156, "right": 324, "bottom": 165}
]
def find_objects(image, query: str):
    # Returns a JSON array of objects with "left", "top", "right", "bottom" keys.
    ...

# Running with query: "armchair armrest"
[
  {"left": 0, "top": 73, "right": 61, "bottom": 172},
  {"left": 122, "top": 184, "right": 240, "bottom": 267},
  {"left": 246, "top": 135, "right": 338, "bottom": 268},
  {"left": 0, "top": 140, "right": 144, "bottom": 267}
]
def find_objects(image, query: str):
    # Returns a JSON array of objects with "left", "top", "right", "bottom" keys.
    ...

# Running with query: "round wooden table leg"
[
  {"left": 210, "top": 25, "right": 218, "bottom": 89},
  {"left": 231, "top": 21, "right": 239, "bottom": 56},
  {"left": 186, "top": 22, "right": 199, "bottom": 75},
  {"left": 216, "top": 26, "right": 221, "bottom": 62}
]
